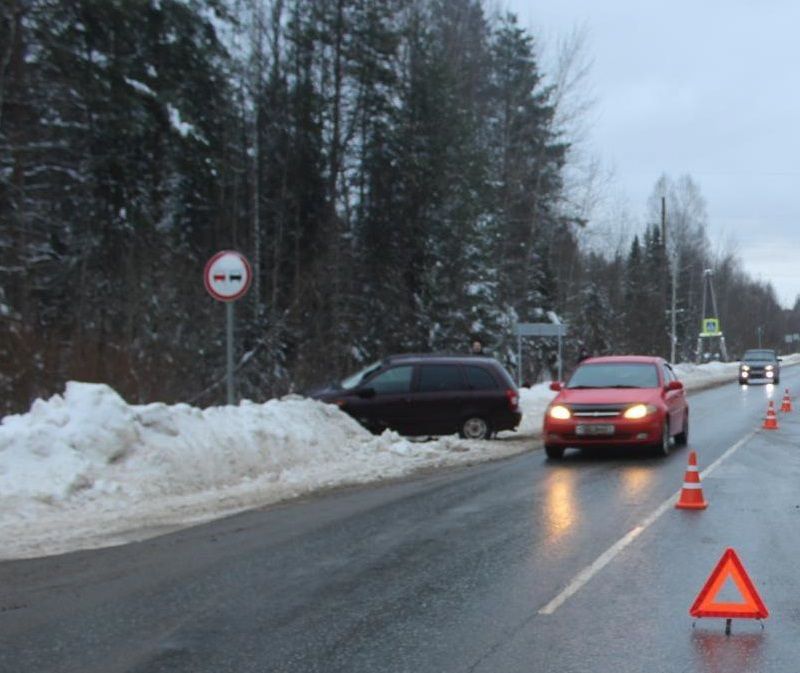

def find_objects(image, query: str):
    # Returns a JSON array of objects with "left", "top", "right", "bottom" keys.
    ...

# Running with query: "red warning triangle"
[{"left": 690, "top": 548, "right": 768, "bottom": 619}]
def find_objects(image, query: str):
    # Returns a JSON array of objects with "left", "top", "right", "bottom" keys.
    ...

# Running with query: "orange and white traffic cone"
[
  {"left": 676, "top": 450, "right": 708, "bottom": 510},
  {"left": 763, "top": 401, "right": 779, "bottom": 430},
  {"left": 780, "top": 389, "right": 792, "bottom": 413}
]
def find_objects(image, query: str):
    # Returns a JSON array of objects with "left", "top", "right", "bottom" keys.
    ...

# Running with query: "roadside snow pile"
[
  {"left": 0, "top": 382, "right": 528, "bottom": 559},
  {"left": 674, "top": 361, "right": 740, "bottom": 389},
  {"left": 515, "top": 384, "right": 557, "bottom": 435}
]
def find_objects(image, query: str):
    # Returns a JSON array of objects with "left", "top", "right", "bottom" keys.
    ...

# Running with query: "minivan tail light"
[{"left": 506, "top": 389, "right": 519, "bottom": 410}]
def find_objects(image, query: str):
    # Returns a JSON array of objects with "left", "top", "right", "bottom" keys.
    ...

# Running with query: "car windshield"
[
  {"left": 567, "top": 363, "right": 659, "bottom": 389},
  {"left": 742, "top": 350, "right": 776, "bottom": 362},
  {"left": 340, "top": 361, "right": 382, "bottom": 390}
]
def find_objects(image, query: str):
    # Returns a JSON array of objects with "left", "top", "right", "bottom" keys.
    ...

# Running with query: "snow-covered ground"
[{"left": 2, "top": 356, "right": 798, "bottom": 559}]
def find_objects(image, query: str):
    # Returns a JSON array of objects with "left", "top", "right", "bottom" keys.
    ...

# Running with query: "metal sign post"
[
  {"left": 204, "top": 250, "right": 253, "bottom": 405},
  {"left": 226, "top": 302, "right": 235, "bottom": 403}
]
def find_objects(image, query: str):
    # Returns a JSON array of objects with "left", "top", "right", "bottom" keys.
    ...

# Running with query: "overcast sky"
[{"left": 509, "top": 0, "right": 799, "bottom": 308}]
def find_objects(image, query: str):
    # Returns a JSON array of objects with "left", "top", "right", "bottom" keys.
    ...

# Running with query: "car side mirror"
[
  {"left": 665, "top": 380, "right": 683, "bottom": 392},
  {"left": 357, "top": 387, "right": 376, "bottom": 399},
  {"left": 549, "top": 381, "right": 564, "bottom": 392}
]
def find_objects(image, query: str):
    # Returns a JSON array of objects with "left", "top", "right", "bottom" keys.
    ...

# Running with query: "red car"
[{"left": 542, "top": 355, "right": 689, "bottom": 459}]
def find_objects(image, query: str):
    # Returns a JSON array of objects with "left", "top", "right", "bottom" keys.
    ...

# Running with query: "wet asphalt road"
[{"left": 2, "top": 370, "right": 800, "bottom": 673}]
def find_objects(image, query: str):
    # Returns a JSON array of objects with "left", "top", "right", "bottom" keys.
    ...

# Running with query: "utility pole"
[{"left": 663, "top": 196, "right": 678, "bottom": 364}]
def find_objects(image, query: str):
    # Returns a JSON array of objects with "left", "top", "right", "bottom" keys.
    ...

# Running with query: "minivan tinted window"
[
  {"left": 419, "top": 365, "right": 466, "bottom": 392},
  {"left": 368, "top": 366, "right": 413, "bottom": 394},
  {"left": 465, "top": 366, "right": 498, "bottom": 390}
]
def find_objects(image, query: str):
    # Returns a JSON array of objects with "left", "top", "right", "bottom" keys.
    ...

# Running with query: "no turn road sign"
[{"left": 204, "top": 250, "right": 252, "bottom": 302}]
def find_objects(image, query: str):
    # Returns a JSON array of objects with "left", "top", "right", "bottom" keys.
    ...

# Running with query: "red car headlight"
[
  {"left": 548, "top": 405, "right": 571, "bottom": 420},
  {"left": 623, "top": 404, "right": 657, "bottom": 419}
]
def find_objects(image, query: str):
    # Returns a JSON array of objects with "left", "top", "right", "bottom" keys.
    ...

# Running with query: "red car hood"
[{"left": 555, "top": 388, "right": 662, "bottom": 405}]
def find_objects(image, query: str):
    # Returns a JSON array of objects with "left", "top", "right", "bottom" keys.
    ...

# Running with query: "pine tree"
[
  {"left": 487, "top": 13, "right": 567, "bottom": 319},
  {"left": 578, "top": 282, "right": 613, "bottom": 356},
  {"left": 623, "top": 235, "right": 650, "bottom": 353},
  {"left": 643, "top": 224, "right": 669, "bottom": 357}
]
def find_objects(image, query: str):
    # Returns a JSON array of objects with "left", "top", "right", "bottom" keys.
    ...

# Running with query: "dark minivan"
[{"left": 309, "top": 354, "right": 521, "bottom": 439}]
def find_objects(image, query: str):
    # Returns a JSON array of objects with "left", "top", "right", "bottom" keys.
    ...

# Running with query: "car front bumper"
[
  {"left": 542, "top": 416, "right": 663, "bottom": 447},
  {"left": 739, "top": 368, "right": 776, "bottom": 381}
]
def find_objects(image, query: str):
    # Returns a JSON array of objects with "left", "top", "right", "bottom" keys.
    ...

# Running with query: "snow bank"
[
  {"left": 514, "top": 383, "right": 558, "bottom": 436},
  {"left": 2, "top": 356, "right": 797, "bottom": 559},
  {"left": 0, "top": 383, "right": 528, "bottom": 559}
]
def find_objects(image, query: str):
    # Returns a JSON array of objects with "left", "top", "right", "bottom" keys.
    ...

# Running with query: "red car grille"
[{"left": 568, "top": 404, "right": 624, "bottom": 418}]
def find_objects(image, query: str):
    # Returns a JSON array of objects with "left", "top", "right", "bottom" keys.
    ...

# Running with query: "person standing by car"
[
  {"left": 546, "top": 350, "right": 559, "bottom": 380},
  {"left": 470, "top": 339, "right": 485, "bottom": 356}
]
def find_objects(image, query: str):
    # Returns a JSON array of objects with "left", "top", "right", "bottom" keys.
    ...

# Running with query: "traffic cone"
[
  {"left": 676, "top": 450, "right": 708, "bottom": 510},
  {"left": 763, "top": 401, "right": 779, "bottom": 430},
  {"left": 781, "top": 389, "right": 793, "bottom": 413}
]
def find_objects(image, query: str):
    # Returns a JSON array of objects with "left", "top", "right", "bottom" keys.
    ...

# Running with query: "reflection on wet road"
[
  {"left": 543, "top": 470, "right": 578, "bottom": 539},
  {"left": 691, "top": 630, "right": 767, "bottom": 673}
]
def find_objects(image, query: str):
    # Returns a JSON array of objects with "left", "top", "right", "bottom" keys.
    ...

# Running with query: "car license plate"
[{"left": 576, "top": 424, "right": 615, "bottom": 436}]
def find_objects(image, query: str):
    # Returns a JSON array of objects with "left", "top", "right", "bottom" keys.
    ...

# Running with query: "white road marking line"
[
  {"left": 537, "top": 525, "right": 646, "bottom": 615},
  {"left": 538, "top": 430, "right": 757, "bottom": 615}
]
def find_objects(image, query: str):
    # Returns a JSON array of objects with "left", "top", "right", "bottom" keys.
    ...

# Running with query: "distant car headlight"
[
  {"left": 765, "top": 364, "right": 774, "bottom": 371},
  {"left": 741, "top": 371, "right": 749, "bottom": 378},
  {"left": 549, "top": 405, "right": 571, "bottom": 420},
  {"left": 741, "top": 364, "right": 750, "bottom": 371},
  {"left": 623, "top": 404, "right": 657, "bottom": 420}
]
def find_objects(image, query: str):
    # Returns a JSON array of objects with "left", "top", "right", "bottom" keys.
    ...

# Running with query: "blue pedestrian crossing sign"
[{"left": 700, "top": 318, "right": 721, "bottom": 337}]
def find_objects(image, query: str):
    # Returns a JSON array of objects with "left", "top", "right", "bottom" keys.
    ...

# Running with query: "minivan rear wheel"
[{"left": 460, "top": 416, "right": 491, "bottom": 440}]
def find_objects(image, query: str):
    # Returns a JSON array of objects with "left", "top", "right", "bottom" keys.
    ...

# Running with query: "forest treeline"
[{"left": 1, "top": 0, "right": 798, "bottom": 414}]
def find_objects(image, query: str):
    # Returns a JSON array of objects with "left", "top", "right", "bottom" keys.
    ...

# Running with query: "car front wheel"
[
  {"left": 653, "top": 421, "right": 671, "bottom": 457},
  {"left": 674, "top": 414, "right": 689, "bottom": 447},
  {"left": 545, "top": 445, "right": 565, "bottom": 460},
  {"left": 460, "top": 416, "right": 491, "bottom": 440}
]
